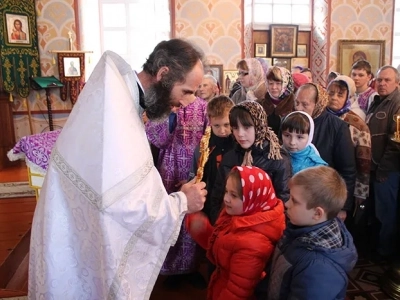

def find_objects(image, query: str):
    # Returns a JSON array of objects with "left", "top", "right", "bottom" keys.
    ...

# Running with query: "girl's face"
[
  {"left": 224, "top": 176, "right": 244, "bottom": 215},
  {"left": 238, "top": 69, "right": 250, "bottom": 88},
  {"left": 232, "top": 119, "right": 255, "bottom": 150},
  {"left": 267, "top": 80, "right": 282, "bottom": 98},
  {"left": 282, "top": 130, "right": 309, "bottom": 152},
  {"left": 327, "top": 85, "right": 347, "bottom": 112}
]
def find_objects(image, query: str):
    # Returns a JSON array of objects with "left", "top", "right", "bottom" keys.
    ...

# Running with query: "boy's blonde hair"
[
  {"left": 290, "top": 166, "right": 347, "bottom": 220},
  {"left": 207, "top": 95, "right": 234, "bottom": 119}
]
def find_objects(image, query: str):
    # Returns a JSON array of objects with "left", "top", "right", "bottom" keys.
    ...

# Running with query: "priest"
[{"left": 28, "top": 39, "right": 207, "bottom": 300}]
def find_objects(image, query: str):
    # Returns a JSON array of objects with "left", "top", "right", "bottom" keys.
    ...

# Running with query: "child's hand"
[{"left": 186, "top": 212, "right": 208, "bottom": 235}]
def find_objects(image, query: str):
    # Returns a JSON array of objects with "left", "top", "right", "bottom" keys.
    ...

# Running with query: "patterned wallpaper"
[
  {"left": 174, "top": 0, "right": 242, "bottom": 70},
  {"left": 13, "top": 0, "right": 76, "bottom": 138},
  {"left": 329, "top": 0, "right": 393, "bottom": 75},
  {"left": 10, "top": 0, "right": 395, "bottom": 137}
]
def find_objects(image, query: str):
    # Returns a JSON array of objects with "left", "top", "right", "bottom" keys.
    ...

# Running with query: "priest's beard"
[{"left": 145, "top": 79, "right": 174, "bottom": 121}]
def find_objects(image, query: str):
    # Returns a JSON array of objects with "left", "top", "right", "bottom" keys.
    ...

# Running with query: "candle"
[
  {"left": 396, "top": 115, "right": 400, "bottom": 139},
  {"left": 68, "top": 31, "right": 73, "bottom": 51}
]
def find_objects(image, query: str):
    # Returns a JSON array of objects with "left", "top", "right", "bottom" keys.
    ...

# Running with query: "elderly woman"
[
  {"left": 294, "top": 83, "right": 356, "bottom": 222},
  {"left": 327, "top": 75, "right": 371, "bottom": 208},
  {"left": 231, "top": 58, "right": 267, "bottom": 104},
  {"left": 258, "top": 66, "right": 295, "bottom": 135}
]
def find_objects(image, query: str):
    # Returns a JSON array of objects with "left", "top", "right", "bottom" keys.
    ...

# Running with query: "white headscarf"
[{"left": 282, "top": 110, "right": 320, "bottom": 155}]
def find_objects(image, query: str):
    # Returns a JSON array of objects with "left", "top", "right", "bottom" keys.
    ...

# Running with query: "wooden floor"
[
  {"left": 0, "top": 162, "right": 35, "bottom": 296},
  {"left": 0, "top": 163, "right": 207, "bottom": 299}
]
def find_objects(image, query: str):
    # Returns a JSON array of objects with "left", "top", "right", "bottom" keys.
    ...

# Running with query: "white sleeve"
[{"left": 168, "top": 191, "right": 188, "bottom": 245}]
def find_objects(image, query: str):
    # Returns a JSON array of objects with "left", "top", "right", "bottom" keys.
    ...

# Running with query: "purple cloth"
[
  {"left": 10, "top": 130, "right": 61, "bottom": 172},
  {"left": 145, "top": 97, "right": 208, "bottom": 274}
]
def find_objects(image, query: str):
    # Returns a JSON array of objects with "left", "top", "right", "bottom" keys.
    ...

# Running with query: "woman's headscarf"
[
  {"left": 309, "top": 83, "right": 329, "bottom": 119},
  {"left": 267, "top": 66, "right": 294, "bottom": 100},
  {"left": 244, "top": 58, "right": 267, "bottom": 101},
  {"left": 326, "top": 75, "right": 354, "bottom": 117},
  {"left": 233, "top": 101, "right": 282, "bottom": 162},
  {"left": 233, "top": 165, "right": 279, "bottom": 216},
  {"left": 282, "top": 110, "right": 320, "bottom": 155}
]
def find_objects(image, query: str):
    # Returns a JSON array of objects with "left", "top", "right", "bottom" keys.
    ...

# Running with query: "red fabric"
[
  {"left": 292, "top": 73, "right": 310, "bottom": 90},
  {"left": 233, "top": 166, "right": 278, "bottom": 216},
  {"left": 186, "top": 202, "right": 285, "bottom": 299}
]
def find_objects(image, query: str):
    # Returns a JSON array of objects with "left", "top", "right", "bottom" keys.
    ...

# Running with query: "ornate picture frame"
[
  {"left": 273, "top": 58, "right": 291, "bottom": 70},
  {"left": 57, "top": 52, "right": 84, "bottom": 79},
  {"left": 291, "top": 57, "right": 309, "bottom": 69},
  {"left": 205, "top": 64, "right": 223, "bottom": 86},
  {"left": 270, "top": 24, "right": 298, "bottom": 57},
  {"left": 337, "top": 39, "right": 385, "bottom": 76},
  {"left": 297, "top": 44, "right": 307, "bottom": 57},
  {"left": 255, "top": 43, "right": 267, "bottom": 57},
  {"left": 223, "top": 70, "right": 239, "bottom": 95},
  {"left": 5, "top": 13, "right": 31, "bottom": 45}
]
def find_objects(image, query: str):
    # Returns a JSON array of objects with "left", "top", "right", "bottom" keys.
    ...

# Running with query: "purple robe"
[{"left": 145, "top": 97, "right": 208, "bottom": 274}]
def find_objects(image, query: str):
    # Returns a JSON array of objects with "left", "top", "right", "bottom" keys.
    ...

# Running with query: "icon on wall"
[{"left": 5, "top": 13, "right": 31, "bottom": 45}]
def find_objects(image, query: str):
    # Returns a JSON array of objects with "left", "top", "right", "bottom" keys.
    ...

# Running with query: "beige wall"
[
  {"left": 11, "top": 0, "right": 395, "bottom": 137},
  {"left": 174, "top": 0, "right": 243, "bottom": 69},
  {"left": 329, "top": 0, "right": 393, "bottom": 74}
]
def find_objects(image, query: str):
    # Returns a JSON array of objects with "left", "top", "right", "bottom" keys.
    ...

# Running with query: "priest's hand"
[{"left": 181, "top": 179, "right": 207, "bottom": 213}]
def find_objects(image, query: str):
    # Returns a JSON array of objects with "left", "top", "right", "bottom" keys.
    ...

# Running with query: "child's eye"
[{"left": 231, "top": 126, "right": 238, "bottom": 130}]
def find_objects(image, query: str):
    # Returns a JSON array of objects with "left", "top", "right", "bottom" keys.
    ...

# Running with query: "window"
[
  {"left": 79, "top": 0, "right": 170, "bottom": 78},
  {"left": 253, "top": 0, "right": 311, "bottom": 30},
  {"left": 393, "top": 0, "right": 400, "bottom": 70}
]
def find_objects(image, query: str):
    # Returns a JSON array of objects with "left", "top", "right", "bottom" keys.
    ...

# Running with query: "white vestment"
[{"left": 28, "top": 51, "right": 187, "bottom": 300}]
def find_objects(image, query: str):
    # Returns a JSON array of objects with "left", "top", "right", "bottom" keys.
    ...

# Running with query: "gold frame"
[
  {"left": 5, "top": 13, "right": 31, "bottom": 46},
  {"left": 297, "top": 44, "right": 307, "bottom": 57},
  {"left": 205, "top": 64, "right": 223, "bottom": 86},
  {"left": 273, "top": 58, "right": 291, "bottom": 70},
  {"left": 255, "top": 43, "right": 267, "bottom": 57},
  {"left": 337, "top": 39, "right": 385, "bottom": 76},
  {"left": 222, "top": 70, "right": 239, "bottom": 95},
  {"left": 270, "top": 24, "right": 298, "bottom": 57}
]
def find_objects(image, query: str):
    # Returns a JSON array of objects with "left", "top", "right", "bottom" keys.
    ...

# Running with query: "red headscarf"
[{"left": 233, "top": 166, "right": 279, "bottom": 215}]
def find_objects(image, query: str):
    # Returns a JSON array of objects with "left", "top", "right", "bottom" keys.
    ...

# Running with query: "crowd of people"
[{"left": 28, "top": 38, "right": 400, "bottom": 299}]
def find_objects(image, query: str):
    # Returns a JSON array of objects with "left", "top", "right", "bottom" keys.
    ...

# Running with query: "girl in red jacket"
[{"left": 186, "top": 166, "right": 285, "bottom": 299}]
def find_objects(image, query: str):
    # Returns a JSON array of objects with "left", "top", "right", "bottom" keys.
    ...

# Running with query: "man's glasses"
[{"left": 237, "top": 71, "right": 249, "bottom": 76}]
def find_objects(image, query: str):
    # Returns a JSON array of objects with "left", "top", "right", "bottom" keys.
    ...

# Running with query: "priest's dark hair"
[{"left": 142, "top": 39, "right": 205, "bottom": 85}]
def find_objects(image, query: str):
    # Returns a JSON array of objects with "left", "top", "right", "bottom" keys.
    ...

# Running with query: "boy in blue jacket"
[{"left": 267, "top": 166, "right": 358, "bottom": 300}]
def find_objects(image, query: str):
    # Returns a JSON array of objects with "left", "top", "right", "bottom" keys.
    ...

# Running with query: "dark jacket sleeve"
[
  {"left": 335, "top": 122, "right": 357, "bottom": 211},
  {"left": 209, "top": 151, "right": 233, "bottom": 224},
  {"left": 270, "top": 150, "right": 292, "bottom": 202}
]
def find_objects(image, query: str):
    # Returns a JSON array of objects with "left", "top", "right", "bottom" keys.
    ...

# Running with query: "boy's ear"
[
  {"left": 313, "top": 206, "right": 326, "bottom": 221},
  {"left": 156, "top": 66, "right": 169, "bottom": 81}
]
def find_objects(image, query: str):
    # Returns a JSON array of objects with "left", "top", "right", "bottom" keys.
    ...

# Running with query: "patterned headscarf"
[
  {"left": 233, "top": 101, "right": 282, "bottom": 161},
  {"left": 310, "top": 83, "right": 329, "bottom": 119},
  {"left": 267, "top": 66, "right": 294, "bottom": 100},
  {"left": 244, "top": 58, "right": 267, "bottom": 101},
  {"left": 233, "top": 165, "right": 279, "bottom": 216},
  {"left": 326, "top": 75, "right": 354, "bottom": 117}
]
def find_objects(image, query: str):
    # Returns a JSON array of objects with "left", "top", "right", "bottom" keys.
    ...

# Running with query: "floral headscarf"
[
  {"left": 267, "top": 66, "right": 294, "bottom": 100},
  {"left": 233, "top": 101, "right": 282, "bottom": 161},
  {"left": 244, "top": 58, "right": 267, "bottom": 101},
  {"left": 233, "top": 165, "right": 279, "bottom": 216}
]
